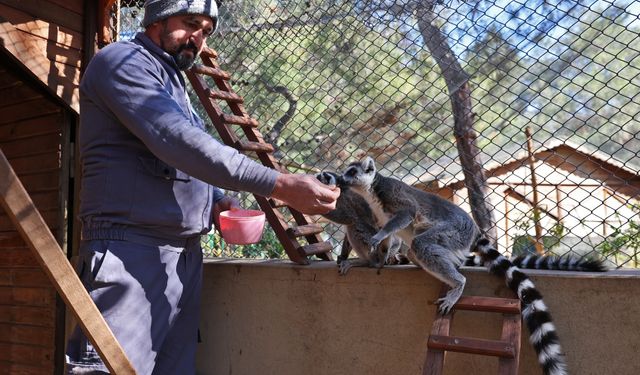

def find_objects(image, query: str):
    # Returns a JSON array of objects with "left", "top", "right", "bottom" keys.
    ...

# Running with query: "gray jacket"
[{"left": 79, "top": 33, "right": 278, "bottom": 238}]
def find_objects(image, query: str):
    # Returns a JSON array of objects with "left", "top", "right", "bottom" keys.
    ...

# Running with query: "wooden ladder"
[
  {"left": 423, "top": 290, "right": 522, "bottom": 375},
  {"left": 185, "top": 47, "right": 333, "bottom": 265}
]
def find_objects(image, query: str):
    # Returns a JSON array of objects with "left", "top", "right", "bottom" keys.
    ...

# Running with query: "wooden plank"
[
  {"left": 427, "top": 335, "right": 515, "bottom": 358},
  {"left": 299, "top": 241, "right": 333, "bottom": 256},
  {"left": 191, "top": 64, "right": 231, "bottom": 80},
  {"left": 0, "top": 149, "right": 136, "bottom": 374},
  {"left": 0, "top": 209, "right": 60, "bottom": 231},
  {"left": 0, "top": 69, "right": 23, "bottom": 89},
  {"left": 207, "top": 88, "right": 244, "bottom": 103},
  {"left": 10, "top": 191, "right": 60, "bottom": 213},
  {"left": 44, "top": 0, "right": 84, "bottom": 14},
  {"left": 498, "top": 314, "right": 522, "bottom": 374},
  {"left": 0, "top": 359, "right": 53, "bottom": 375},
  {"left": 0, "top": 248, "right": 38, "bottom": 268},
  {"left": 0, "top": 268, "right": 52, "bottom": 287},
  {"left": 0, "top": 232, "right": 24, "bottom": 247},
  {"left": 0, "top": 305, "right": 55, "bottom": 327},
  {"left": 422, "top": 313, "right": 451, "bottom": 375},
  {"left": 0, "top": 167, "right": 62, "bottom": 189},
  {"left": 0, "top": 286, "right": 56, "bottom": 307},
  {"left": 0, "top": 192, "right": 58, "bottom": 220},
  {"left": 3, "top": 157, "right": 60, "bottom": 177},
  {"left": 453, "top": 296, "right": 521, "bottom": 314},
  {"left": 0, "top": 98, "right": 61, "bottom": 125},
  {"left": 0, "top": 134, "right": 61, "bottom": 159},
  {"left": 0, "top": 0, "right": 83, "bottom": 32},
  {"left": 0, "top": 323, "right": 54, "bottom": 346},
  {"left": 0, "top": 113, "right": 63, "bottom": 141},
  {"left": 222, "top": 113, "right": 260, "bottom": 127},
  {"left": 236, "top": 140, "right": 274, "bottom": 153},
  {"left": 0, "top": 82, "right": 42, "bottom": 107},
  {"left": 287, "top": 224, "right": 324, "bottom": 237},
  {"left": 0, "top": 342, "right": 53, "bottom": 368}
]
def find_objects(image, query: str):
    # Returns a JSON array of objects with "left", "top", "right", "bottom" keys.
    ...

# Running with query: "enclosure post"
[{"left": 525, "top": 127, "right": 544, "bottom": 254}]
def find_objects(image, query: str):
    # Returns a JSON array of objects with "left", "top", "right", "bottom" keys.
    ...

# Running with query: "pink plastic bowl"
[{"left": 219, "top": 209, "right": 266, "bottom": 245}]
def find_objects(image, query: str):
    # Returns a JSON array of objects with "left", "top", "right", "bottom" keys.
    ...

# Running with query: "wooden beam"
[
  {"left": 98, "top": 0, "right": 118, "bottom": 47},
  {"left": 0, "top": 148, "right": 135, "bottom": 375}
]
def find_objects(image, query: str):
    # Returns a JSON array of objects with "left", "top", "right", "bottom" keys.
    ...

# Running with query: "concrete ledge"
[{"left": 197, "top": 259, "right": 640, "bottom": 375}]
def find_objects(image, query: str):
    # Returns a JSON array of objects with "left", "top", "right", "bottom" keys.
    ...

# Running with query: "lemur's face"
[
  {"left": 316, "top": 171, "right": 338, "bottom": 186},
  {"left": 341, "top": 156, "right": 376, "bottom": 190}
]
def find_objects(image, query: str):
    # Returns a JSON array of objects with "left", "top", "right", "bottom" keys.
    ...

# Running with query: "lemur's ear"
[
  {"left": 363, "top": 156, "right": 376, "bottom": 174},
  {"left": 325, "top": 172, "right": 337, "bottom": 185}
]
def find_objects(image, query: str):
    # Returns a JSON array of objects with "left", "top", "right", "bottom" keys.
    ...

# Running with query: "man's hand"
[
  {"left": 212, "top": 195, "right": 242, "bottom": 232},
  {"left": 270, "top": 173, "right": 340, "bottom": 215}
]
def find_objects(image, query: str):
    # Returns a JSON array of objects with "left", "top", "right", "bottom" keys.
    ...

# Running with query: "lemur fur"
[
  {"left": 316, "top": 171, "right": 404, "bottom": 275},
  {"left": 340, "top": 156, "right": 607, "bottom": 375}
]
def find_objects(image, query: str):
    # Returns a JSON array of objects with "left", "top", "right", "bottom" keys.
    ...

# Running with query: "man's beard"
[{"left": 172, "top": 42, "right": 199, "bottom": 70}]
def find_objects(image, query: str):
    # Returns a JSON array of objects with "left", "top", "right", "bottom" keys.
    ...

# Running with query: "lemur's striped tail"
[
  {"left": 473, "top": 238, "right": 568, "bottom": 375},
  {"left": 512, "top": 253, "right": 607, "bottom": 272}
]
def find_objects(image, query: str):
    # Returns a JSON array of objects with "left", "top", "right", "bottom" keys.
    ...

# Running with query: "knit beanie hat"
[{"left": 143, "top": 0, "right": 218, "bottom": 28}]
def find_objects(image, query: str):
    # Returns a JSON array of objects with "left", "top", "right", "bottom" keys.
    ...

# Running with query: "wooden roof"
[
  {"left": 0, "top": 1, "right": 84, "bottom": 113},
  {"left": 439, "top": 141, "right": 640, "bottom": 198}
]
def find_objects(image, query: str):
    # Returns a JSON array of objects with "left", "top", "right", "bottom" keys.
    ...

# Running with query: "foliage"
[
  {"left": 239, "top": 226, "right": 286, "bottom": 259},
  {"left": 511, "top": 209, "right": 565, "bottom": 256},
  {"left": 597, "top": 204, "right": 640, "bottom": 267},
  {"left": 202, "top": 225, "right": 285, "bottom": 259}
]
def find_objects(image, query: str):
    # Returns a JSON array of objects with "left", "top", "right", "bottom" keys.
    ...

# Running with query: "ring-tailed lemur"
[
  {"left": 340, "top": 156, "right": 606, "bottom": 375},
  {"left": 316, "top": 171, "right": 404, "bottom": 274}
]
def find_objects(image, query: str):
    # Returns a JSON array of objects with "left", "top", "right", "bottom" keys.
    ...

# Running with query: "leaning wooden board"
[{"left": 0, "top": 148, "right": 135, "bottom": 374}]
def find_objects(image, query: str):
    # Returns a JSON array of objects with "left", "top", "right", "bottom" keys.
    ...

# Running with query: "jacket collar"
[{"left": 133, "top": 32, "right": 181, "bottom": 72}]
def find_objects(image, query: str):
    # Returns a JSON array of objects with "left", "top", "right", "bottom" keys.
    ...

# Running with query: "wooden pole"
[
  {"left": 0, "top": 148, "right": 136, "bottom": 374},
  {"left": 525, "top": 127, "right": 544, "bottom": 255}
]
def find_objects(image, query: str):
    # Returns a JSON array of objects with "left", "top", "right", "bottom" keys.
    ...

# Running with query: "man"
[{"left": 65, "top": 1, "right": 339, "bottom": 373}]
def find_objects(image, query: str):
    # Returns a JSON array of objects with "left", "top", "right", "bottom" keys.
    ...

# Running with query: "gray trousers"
[{"left": 65, "top": 230, "right": 203, "bottom": 375}]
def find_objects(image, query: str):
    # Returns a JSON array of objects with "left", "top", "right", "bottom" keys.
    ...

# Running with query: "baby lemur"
[
  {"left": 340, "top": 156, "right": 606, "bottom": 375},
  {"left": 316, "top": 171, "right": 404, "bottom": 275}
]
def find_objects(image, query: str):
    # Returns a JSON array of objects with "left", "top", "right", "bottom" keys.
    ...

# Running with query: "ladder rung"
[
  {"left": 237, "top": 140, "right": 274, "bottom": 153},
  {"left": 200, "top": 47, "right": 218, "bottom": 58},
  {"left": 191, "top": 64, "right": 231, "bottom": 80},
  {"left": 222, "top": 114, "right": 259, "bottom": 127},
  {"left": 300, "top": 241, "right": 333, "bottom": 256},
  {"left": 287, "top": 224, "right": 324, "bottom": 237},
  {"left": 269, "top": 198, "right": 288, "bottom": 208},
  {"left": 207, "top": 89, "right": 244, "bottom": 103},
  {"left": 427, "top": 335, "right": 516, "bottom": 358},
  {"left": 454, "top": 296, "right": 521, "bottom": 314}
]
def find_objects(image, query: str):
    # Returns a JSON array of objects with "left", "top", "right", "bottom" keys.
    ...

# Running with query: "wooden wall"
[
  {"left": 0, "top": 1, "right": 84, "bottom": 374},
  {"left": 0, "top": 56, "right": 73, "bottom": 375}
]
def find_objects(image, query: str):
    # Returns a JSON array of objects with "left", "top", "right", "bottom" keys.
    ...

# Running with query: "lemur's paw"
[
  {"left": 369, "top": 240, "right": 381, "bottom": 252},
  {"left": 392, "top": 253, "right": 410, "bottom": 265},
  {"left": 338, "top": 261, "right": 353, "bottom": 276},
  {"left": 436, "top": 297, "right": 456, "bottom": 315},
  {"left": 336, "top": 255, "right": 347, "bottom": 265},
  {"left": 385, "top": 255, "right": 398, "bottom": 265}
]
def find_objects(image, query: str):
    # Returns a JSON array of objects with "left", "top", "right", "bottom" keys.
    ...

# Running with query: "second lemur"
[
  {"left": 316, "top": 171, "right": 403, "bottom": 275},
  {"left": 340, "top": 156, "right": 606, "bottom": 375}
]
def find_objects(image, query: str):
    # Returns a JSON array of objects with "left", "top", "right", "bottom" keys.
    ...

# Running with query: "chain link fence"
[{"left": 108, "top": 0, "right": 640, "bottom": 268}]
